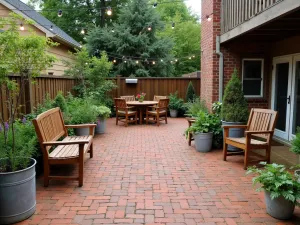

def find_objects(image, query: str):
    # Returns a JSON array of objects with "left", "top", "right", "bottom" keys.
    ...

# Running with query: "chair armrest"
[
  {"left": 43, "top": 137, "right": 92, "bottom": 146},
  {"left": 222, "top": 125, "right": 248, "bottom": 129},
  {"left": 245, "top": 130, "right": 274, "bottom": 135},
  {"left": 65, "top": 124, "right": 96, "bottom": 128}
]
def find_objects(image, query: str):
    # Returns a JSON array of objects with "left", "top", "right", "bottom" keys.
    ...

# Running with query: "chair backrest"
[
  {"left": 158, "top": 98, "right": 170, "bottom": 108},
  {"left": 32, "top": 108, "right": 67, "bottom": 153},
  {"left": 114, "top": 98, "right": 127, "bottom": 109},
  {"left": 120, "top": 95, "right": 135, "bottom": 102},
  {"left": 246, "top": 108, "right": 278, "bottom": 139},
  {"left": 154, "top": 95, "right": 167, "bottom": 101}
]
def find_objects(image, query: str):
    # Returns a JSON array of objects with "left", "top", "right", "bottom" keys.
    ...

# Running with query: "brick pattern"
[{"left": 17, "top": 118, "right": 300, "bottom": 225}]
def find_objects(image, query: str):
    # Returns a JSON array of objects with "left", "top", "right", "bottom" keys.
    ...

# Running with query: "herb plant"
[
  {"left": 184, "top": 97, "right": 207, "bottom": 117},
  {"left": 247, "top": 162, "right": 300, "bottom": 206},
  {"left": 93, "top": 106, "right": 111, "bottom": 120}
]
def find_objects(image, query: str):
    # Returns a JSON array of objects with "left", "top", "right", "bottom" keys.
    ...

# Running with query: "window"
[{"left": 242, "top": 59, "right": 264, "bottom": 97}]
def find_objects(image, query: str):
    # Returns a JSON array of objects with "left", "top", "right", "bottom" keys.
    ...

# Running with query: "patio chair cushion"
[
  {"left": 147, "top": 110, "right": 166, "bottom": 115},
  {"left": 118, "top": 110, "right": 137, "bottom": 115},
  {"left": 227, "top": 137, "right": 267, "bottom": 146}
]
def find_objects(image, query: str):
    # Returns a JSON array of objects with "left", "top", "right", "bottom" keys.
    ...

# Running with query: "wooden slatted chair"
[
  {"left": 120, "top": 95, "right": 135, "bottom": 102},
  {"left": 187, "top": 118, "right": 196, "bottom": 146},
  {"left": 32, "top": 108, "right": 96, "bottom": 187},
  {"left": 153, "top": 95, "right": 167, "bottom": 101},
  {"left": 146, "top": 98, "right": 169, "bottom": 126},
  {"left": 114, "top": 98, "right": 138, "bottom": 127},
  {"left": 223, "top": 108, "right": 278, "bottom": 170}
]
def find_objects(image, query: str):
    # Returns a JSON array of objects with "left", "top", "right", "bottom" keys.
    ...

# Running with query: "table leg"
[{"left": 139, "top": 107, "right": 143, "bottom": 125}]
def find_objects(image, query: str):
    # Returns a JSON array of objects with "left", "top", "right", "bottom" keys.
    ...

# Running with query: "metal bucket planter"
[
  {"left": 170, "top": 110, "right": 178, "bottom": 118},
  {"left": 95, "top": 119, "right": 107, "bottom": 134},
  {"left": 75, "top": 127, "right": 90, "bottom": 136},
  {"left": 222, "top": 121, "right": 245, "bottom": 152},
  {"left": 194, "top": 132, "right": 213, "bottom": 152},
  {"left": 0, "top": 158, "right": 36, "bottom": 224},
  {"left": 264, "top": 191, "right": 295, "bottom": 220},
  {"left": 295, "top": 170, "right": 300, "bottom": 183}
]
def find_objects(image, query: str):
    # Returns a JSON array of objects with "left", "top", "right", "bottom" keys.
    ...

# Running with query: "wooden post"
[
  {"left": 116, "top": 75, "right": 121, "bottom": 97},
  {"left": 24, "top": 78, "right": 34, "bottom": 114}
]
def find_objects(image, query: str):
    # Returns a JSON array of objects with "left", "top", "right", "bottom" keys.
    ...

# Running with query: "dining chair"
[
  {"left": 114, "top": 98, "right": 138, "bottom": 127},
  {"left": 120, "top": 95, "right": 135, "bottom": 102},
  {"left": 146, "top": 98, "right": 169, "bottom": 126}
]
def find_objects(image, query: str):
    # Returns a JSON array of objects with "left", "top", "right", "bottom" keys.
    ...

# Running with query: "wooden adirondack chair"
[
  {"left": 223, "top": 108, "right": 278, "bottom": 169},
  {"left": 120, "top": 95, "right": 135, "bottom": 102}
]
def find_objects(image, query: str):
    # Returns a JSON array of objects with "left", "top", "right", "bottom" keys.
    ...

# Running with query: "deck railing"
[{"left": 221, "top": 0, "right": 284, "bottom": 34}]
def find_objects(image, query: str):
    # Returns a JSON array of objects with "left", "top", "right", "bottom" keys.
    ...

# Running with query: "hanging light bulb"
[
  {"left": 79, "top": 45, "right": 82, "bottom": 48},
  {"left": 111, "top": 29, "right": 115, "bottom": 33},
  {"left": 81, "top": 28, "right": 85, "bottom": 35},
  {"left": 171, "top": 60, "right": 173, "bottom": 63},
  {"left": 189, "top": 56, "right": 192, "bottom": 60},
  {"left": 172, "top": 22, "right": 175, "bottom": 29},
  {"left": 192, "top": 55, "right": 195, "bottom": 58},
  {"left": 106, "top": 7, "right": 112, "bottom": 16},
  {"left": 50, "top": 25, "right": 53, "bottom": 31},
  {"left": 136, "top": 60, "right": 139, "bottom": 64},
  {"left": 206, "top": 15, "right": 212, "bottom": 22},
  {"left": 153, "top": 2, "right": 158, "bottom": 8},
  {"left": 124, "top": 59, "right": 127, "bottom": 63},
  {"left": 113, "top": 59, "right": 117, "bottom": 63},
  {"left": 147, "top": 26, "right": 152, "bottom": 31},
  {"left": 20, "top": 23, "right": 24, "bottom": 31},
  {"left": 58, "top": 9, "right": 63, "bottom": 17},
  {"left": 175, "top": 59, "right": 178, "bottom": 62},
  {"left": 160, "top": 59, "right": 163, "bottom": 62},
  {"left": 152, "top": 61, "right": 156, "bottom": 65}
]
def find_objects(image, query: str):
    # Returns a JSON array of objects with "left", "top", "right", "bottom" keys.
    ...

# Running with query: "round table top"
[{"left": 127, "top": 101, "right": 158, "bottom": 106}]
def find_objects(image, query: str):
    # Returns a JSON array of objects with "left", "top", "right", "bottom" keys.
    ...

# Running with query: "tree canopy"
[{"left": 86, "top": 0, "right": 174, "bottom": 77}]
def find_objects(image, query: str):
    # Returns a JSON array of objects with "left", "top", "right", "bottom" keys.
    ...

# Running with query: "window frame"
[{"left": 242, "top": 58, "right": 264, "bottom": 98}]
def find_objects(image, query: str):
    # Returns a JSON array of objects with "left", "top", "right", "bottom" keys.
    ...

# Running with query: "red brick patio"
[{"left": 19, "top": 118, "right": 300, "bottom": 225}]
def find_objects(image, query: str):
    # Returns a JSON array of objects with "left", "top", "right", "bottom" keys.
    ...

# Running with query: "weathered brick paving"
[{"left": 18, "top": 118, "right": 300, "bottom": 225}]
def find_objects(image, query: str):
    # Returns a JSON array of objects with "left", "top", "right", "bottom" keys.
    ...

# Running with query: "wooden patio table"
[{"left": 127, "top": 101, "right": 158, "bottom": 125}]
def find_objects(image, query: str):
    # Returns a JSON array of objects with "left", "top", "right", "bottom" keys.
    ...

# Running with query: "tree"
[
  {"left": 30, "top": 0, "right": 130, "bottom": 42},
  {"left": 186, "top": 81, "right": 195, "bottom": 102},
  {"left": 0, "top": 14, "right": 56, "bottom": 172},
  {"left": 86, "top": 0, "right": 174, "bottom": 77},
  {"left": 154, "top": 0, "right": 201, "bottom": 76}
]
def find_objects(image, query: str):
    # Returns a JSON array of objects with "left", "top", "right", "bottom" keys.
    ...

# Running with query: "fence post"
[{"left": 116, "top": 75, "right": 121, "bottom": 97}]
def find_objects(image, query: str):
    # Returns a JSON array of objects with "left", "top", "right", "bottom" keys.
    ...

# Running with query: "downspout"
[{"left": 216, "top": 36, "right": 224, "bottom": 102}]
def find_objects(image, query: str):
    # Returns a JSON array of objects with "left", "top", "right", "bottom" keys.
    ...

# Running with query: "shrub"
[
  {"left": 169, "top": 91, "right": 184, "bottom": 111},
  {"left": 247, "top": 162, "right": 300, "bottom": 206},
  {"left": 93, "top": 106, "right": 111, "bottom": 120},
  {"left": 291, "top": 127, "right": 300, "bottom": 155},
  {"left": 184, "top": 97, "right": 207, "bottom": 117},
  {"left": 53, "top": 91, "right": 68, "bottom": 112},
  {"left": 186, "top": 81, "right": 196, "bottom": 102},
  {"left": 221, "top": 69, "right": 248, "bottom": 122}
]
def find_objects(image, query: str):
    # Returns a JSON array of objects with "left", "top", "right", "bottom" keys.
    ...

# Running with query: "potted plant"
[
  {"left": 169, "top": 91, "right": 184, "bottom": 118},
  {"left": 247, "top": 162, "right": 300, "bottom": 220},
  {"left": 94, "top": 106, "right": 111, "bottom": 134},
  {"left": 67, "top": 98, "right": 98, "bottom": 136},
  {"left": 186, "top": 81, "right": 196, "bottom": 102},
  {"left": 185, "top": 111, "right": 217, "bottom": 152},
  {"left": 221, "top": 69, "right": 249, "bottom": 151},
  {"left": 184, "top": 97, "right": 208, "bottom": 118},
  {"left": 0, "top": 15, "right": 56, "bottom": 224},
  {"left": 136, "top": 92, "right": 146, "bottom": 102},
  {"left": 290, "top": 127, "right": 300, "bottom": 182}
]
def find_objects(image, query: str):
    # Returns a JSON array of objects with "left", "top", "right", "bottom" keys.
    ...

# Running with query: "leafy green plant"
[
  {"left": 247, "top": 162, "right": 300, "bottom": 206},
  {"left": 212, "top": 101, "right": 222, "bottom": 116},
  {"left": 186, "top": 81, "right": 196, "bottom": 102},
  {"left": 184, "top": 97, "right": 207, "bottom": 117},
  {"left": 93, "top": 106, "right": 111, "bottom": 120},
  {"left": 291, "top": 127, "right": 300, "bottom": 155},
  {"left": 169, "top": 91, "right": 184, "bottom": 110},
  {"left": 186, "top": 111, "right": 212, "bottom": 134},
  {"left": 0, "top": 14, "right": 56, "bottom": 172},
  {"left": 221, "top": 69, "right": 249, "bottom": 122},
  {"left": 53, "top": 91, "right": 68, "bottom": 113}
]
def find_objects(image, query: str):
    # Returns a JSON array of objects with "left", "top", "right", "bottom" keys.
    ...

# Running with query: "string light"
[
  {"left": 19, "top": 23, "right": 24, "bottom": 31},
  {"left": 152, "top": 61, "right": 156, "bottom": 65},
  {"left": 80, "top": 28, "right": 85, "bottom": 34},
  {"left": 175, "top": 59, "right": 178, "bottom": 62},
  {"left": 147, "top": 26, "right": 152, "bottom": 31},
  {"left": 113, "top": 59, "right": 117, "bottom": 63},
  {"left": 106, "top": 7, "right": 112, "bottom": 16},
  {"left": 192, "top": 55, "right": 195, "bottom": 58},
  {"left": 172, "top": 22, "right": 175, "bottom": 29},
  {"left": 111, "top": 29, "right": 115, "bottom": 33},
  {"left": 153, "top": 2, "right": 158, "bottom": 8},
  {"left": 160, "top": 59, "right": 163, "bottom": 62},
  {"left": 136, "top": 60, "right": 139, "bottom": 64},
  {"left": 189, "top": 56, "right": 192, "bottom": 60},
  {"left": 58, "top": 9, "right": 63, "bottom": 17}
]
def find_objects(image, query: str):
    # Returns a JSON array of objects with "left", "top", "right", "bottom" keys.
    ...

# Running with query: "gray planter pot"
[
  {"left": 75, "top": 127, "right": 90, "bottom": 136},
  {"left": 222, "top": 121, "right": 245, "bottom": 152},
  {"left": 170, "top": 109, "right": 178, "bottom": 118},
  {"left": 264, "top": 191, "right": 295, "bottom": 220},
  {"left": 194, "top": 132, "right": 213, "bottom": 152},
  {"left": 295, "top": 170, "right": 300, "bottom": 183},
  {"left": 95, "top": 119, "right": 107, "bottom": 134},
  {"left": 0, "top": 158, "right": 36, "bottom": 224}
]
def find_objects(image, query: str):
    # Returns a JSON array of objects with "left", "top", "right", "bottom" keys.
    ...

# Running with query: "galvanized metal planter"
[
  {"left": 222, "top": 121, "right": 245, "bottom": 152},
  {"left": 194, "top": 132, "right": 213, "bottom": 152},
  {"left": 0, "top": 158, "right": 36, "bottom": 224},
  {"left": 95, "top": 119, "right": 107, "bottom": 134},
  {"left": 75, "top": 127, "right": 90, "bottom": 136},
  {"left": 170, "top": 110, "right": 178, "bottom": 118}
]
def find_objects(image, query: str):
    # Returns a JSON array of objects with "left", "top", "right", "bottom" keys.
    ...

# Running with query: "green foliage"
[
  {"left": 291, "top": 127, "right": 300, "bottom": 155},
  {"left": 186, "top": 81, "right": 196, "bottom": 102},
  {"left": 93, "top": 106, "right": 111, "bottom": 120},
  {"left": 0, "top": 14, "right": 56, "bottom": 172},
  {"left": 221, "top": 69, "right": 249, "bottom": 122},
  {"left": 0, "top": 120, "right": 38, "bottom": 172},
  {"left": 86, "top": 0, "right": 174, "bottom": 77},
  {"left": 184, "top": 97, "right": 207, "bottom": 117},
  {"left": 247, "top": 162, "right": 300, "bottom": 206},
  {"left": 212, "top": 101, "right": 222, "bottom": 116},
  {"left": 169, "top": 91, "right": 184, "bottom": 110},
  {"left": 53, "top": 91, "right": 67, "bottom": 112}
]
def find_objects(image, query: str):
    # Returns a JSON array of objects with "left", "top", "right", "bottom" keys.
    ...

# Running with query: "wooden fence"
[{"left": 0, "top": 75, "right": 200, "bottom": 121}]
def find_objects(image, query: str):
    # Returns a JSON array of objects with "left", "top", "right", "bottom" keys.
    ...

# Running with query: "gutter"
[{"left": 216, "top": 36, "right": 224, "bottom": 102}]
